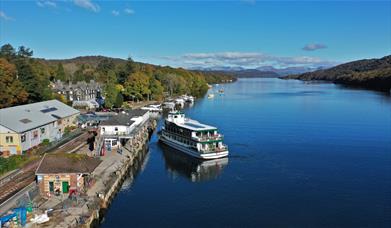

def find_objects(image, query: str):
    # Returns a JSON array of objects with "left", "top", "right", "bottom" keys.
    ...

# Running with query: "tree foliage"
[
  {"left": 55, "top": 63, "right": 66, "bottom": 81},
  {"left": 0, "top": 44, "right": 236, "bottom": 109},
  {"left": 0, "top": 58, "right": 28, "bottom": 108},
  {"left": 284, "top": 55, "right": 391, "bottom": 91}
]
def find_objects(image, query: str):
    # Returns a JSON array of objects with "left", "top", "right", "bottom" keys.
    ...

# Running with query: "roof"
[
  {"left": 0, "top": 100, "right": 80, "bottom": 133},
  {"left": 100, "top": 114, "right": 135, "bottom": 126},
  {"left": 176, "top": 119, "right": 217, "bottom": 131},
  {"left": 100, "top": 109, "right": 148, "bottom": 126},
  {"left": 126, "top": 109, "right": 149, "bottom": 117},
  {"left": 36, "top": 153, "right": 101, "bottom": 174}
]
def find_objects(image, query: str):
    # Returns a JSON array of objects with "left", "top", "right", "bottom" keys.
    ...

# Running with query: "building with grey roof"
[
  {"left": 51, "top": 80, "right": 102, "bottom": 103},
  {"left": 99, "top": 109, "right": 150, "bottom": 148},
  {"left": 35, "top": 153, "right": 101, "bottom": 196},
  {"left": 0, "top": 100, "right": 80, "bottom": 157}
]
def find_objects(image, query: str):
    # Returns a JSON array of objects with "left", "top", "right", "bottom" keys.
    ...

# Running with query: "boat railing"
[
  {"left": 199, "top": 144, "right": 228, "bottom": 153},
  {"left": 192, "top": 134, "right": 223, "bottom": 142}
]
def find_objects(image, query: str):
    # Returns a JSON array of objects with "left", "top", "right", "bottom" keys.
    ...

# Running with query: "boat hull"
[{"left": 158, "top": 134, "right": 229, "bottom": 160}]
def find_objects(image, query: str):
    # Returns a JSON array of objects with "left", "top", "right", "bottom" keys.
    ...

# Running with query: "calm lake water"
[{"left": 102, "top": 78, "right": 391, "bottom": 227}]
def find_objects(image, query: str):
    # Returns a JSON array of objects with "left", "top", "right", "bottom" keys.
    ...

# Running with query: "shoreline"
[{"left": 27, "top": 119, "right": 157, "bottom": 228}]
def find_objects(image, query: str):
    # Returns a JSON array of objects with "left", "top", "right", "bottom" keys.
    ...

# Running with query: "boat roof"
[{"left": 175, "top": 118, "right": 217, "bottom": 131}]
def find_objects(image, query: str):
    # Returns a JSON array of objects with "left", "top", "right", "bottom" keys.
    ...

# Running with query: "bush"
[
  {"left": 42, "top": 139, "right": 50, "bottom": 146},
  {"left": 0, "top": 155, "right": 29, "bottom": 175},
  {"left": 64, "top": 126, "right": 71, "bottom": 135}
]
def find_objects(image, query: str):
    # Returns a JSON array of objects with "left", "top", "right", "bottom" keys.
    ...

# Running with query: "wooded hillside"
[
  {"left": 0, "top": 44, "right": 235, "bottom": 109},
  {"left": 283, "top": 55, "right": 391, "bottom": 91}
]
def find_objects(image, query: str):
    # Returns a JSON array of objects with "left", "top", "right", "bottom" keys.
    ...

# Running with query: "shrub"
[
  {"left": 0, "top": 155, "right": 29, "bottom": 175},
  {"left": 64, "top": 126, "right": 71, "bottom": 135},
  {"left": 42, "top": 139, "right": 50, "bottom": 146}
]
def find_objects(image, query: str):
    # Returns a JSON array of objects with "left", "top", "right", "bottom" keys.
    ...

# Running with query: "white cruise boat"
[{"left": 158, "top": 111, "right": 229, "bottom": 159}]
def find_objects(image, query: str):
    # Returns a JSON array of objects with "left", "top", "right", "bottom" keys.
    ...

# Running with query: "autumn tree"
[
  {"left": 0, "top": 58, "right": 28, "bottom": 108},
  {"left": 149, "top": 77, "right": 164, "bottom": 101},
  {"left": 124, "top": 72, "right": 151, "bottom": 101}
]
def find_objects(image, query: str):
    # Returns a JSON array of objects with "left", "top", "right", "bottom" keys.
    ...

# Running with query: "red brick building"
[{"left": 35, "top": 153, "right": 101, "bottom": 197}]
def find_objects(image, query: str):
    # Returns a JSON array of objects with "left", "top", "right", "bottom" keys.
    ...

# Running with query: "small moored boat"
[{"left": 207, "top": 94, "right": 215, "bottom": 99}]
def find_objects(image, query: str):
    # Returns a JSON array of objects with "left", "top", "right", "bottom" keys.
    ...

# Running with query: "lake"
[{"left": 101, "top": 78, "right": 391, "bottom": 227}]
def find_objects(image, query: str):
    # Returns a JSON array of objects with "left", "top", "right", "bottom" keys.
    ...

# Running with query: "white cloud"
[
  {"left": 161, "top": 52, "right": 336, "bottom": 69},
  {"left": 302, "top": 43, "right": 327, "bottom": 51},
  {"left": 73, "top": 0, "right": 100, "bottom": 12},
  {"left": 124, "top": 8, "right": 135, "bottom": 15},
  {"left": 0, "top": 11, "right": 13, "bottom": 21},
  {"left": 37, "top": 0, "right": 57, "bottom": 8},
  {"left": 112, "top": 10, "right": 120, "bottom": 16}
]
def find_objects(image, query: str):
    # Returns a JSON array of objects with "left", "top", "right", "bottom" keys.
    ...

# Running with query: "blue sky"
[{"left": 1, "top": 0, "right": 390, "bottom": 69}]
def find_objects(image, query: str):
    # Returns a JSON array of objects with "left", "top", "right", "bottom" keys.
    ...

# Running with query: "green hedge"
[{"left": 0, "top": 155, "right": 29, "bottom": 175}]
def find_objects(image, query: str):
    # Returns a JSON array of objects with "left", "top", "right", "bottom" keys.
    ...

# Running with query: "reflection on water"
[
  {"left": 102, "top": 78, "right": 391, "bottom": 228},
  {"left": 159, "top": 143, "right": 228, "bottom": 182},
  {"left": 120, "top": 147, "right": 150, "bottom": 191}
]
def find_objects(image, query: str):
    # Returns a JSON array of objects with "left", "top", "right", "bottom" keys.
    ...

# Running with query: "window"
[
  {"left": 33, "top": 130, "right": 38, "bottom": 139},
  {"left": 41, "top": 128, "right": 45, "bottom": 134},
  {"left": 21, "top": 134, "right": 26, "bottom": 142},
  {"left": 5, "top": 136, "right": 13, "bottom": 143},
  {"left": 115, "top": 127, "right": 118, "bottom": 131}
]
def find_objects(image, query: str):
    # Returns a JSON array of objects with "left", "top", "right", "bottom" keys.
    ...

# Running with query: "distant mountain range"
[
  {"left": 191, "top": 65, "right": 327, "bottom": 78},
  {"left": 283, "top": 55, "right": 391, "bottom": 91}
]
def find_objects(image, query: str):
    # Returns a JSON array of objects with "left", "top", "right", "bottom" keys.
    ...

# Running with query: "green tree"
[
  {"left": 17, "top": 46, "right": 33, "bottom": 58},
  {"left": 55, "top": 63, "right": 66, "bottom": 81},
  {"left": 16, "top": 58, "right": 51, "bottom": 103},
  {"left": 116, "top": 58, "right": 137, "bottom": 84},
  {"left": 114, "top": 93, "right": 124, "bottom": 108},
  {"left": 0, "top": 44, "right": 16, "bottom": 61},
  {"left": 103, "top": 82, "right": 118, "bottom": 108}
]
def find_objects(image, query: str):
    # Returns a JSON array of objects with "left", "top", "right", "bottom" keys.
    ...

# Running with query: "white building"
[{"left": 99, "top": 109, "right": 150, "bottom": 148}]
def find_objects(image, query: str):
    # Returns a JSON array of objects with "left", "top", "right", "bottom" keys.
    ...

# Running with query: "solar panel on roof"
[
  {"left": 20, "top": 119, "right": 32, "bottom": 124},
  {"left": 40, "top": 107, "right": 58, "bottom": 113}
]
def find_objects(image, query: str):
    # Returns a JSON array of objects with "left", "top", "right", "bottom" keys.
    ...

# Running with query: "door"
[
  {"left": 49, "top": 181, "right": 54, "bottom": 192},
  {"left": 62, "top": 181, "right": 69, "bottom": 193}
]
